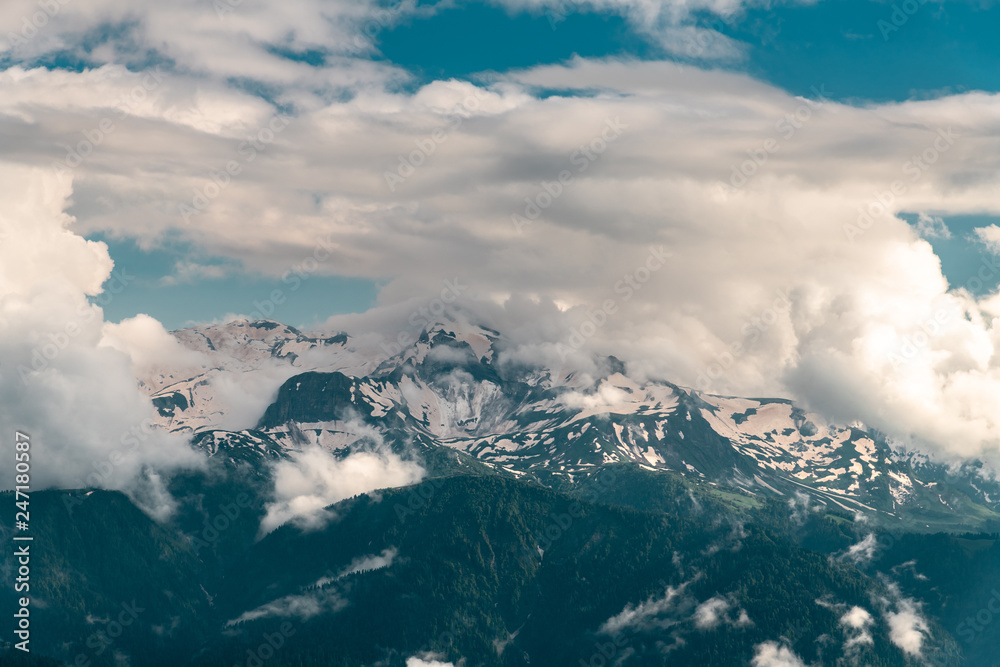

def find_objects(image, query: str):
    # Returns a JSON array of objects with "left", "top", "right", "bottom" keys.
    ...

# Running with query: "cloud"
[
  {"left": 693, "top": 595, "right": 751, "bottom": 630},
  {"left": 260, "top": 438, "right": 425, "bottom": 535},
  {"left": 493, "top": 0, "right": 810, "bottom": 61},
  {"left": 599, "top": 580, "right": 697, "bottom": 635},
  {"left": 974, "top": 224, "right": 1000, "bottom": 255},
  {"left": 914, "top": 212, "right": 951, "bottom": 240},
  {"left": 0, "top": 1, "right": 414, "bottom": 91},
  {"left": 816, "top": 597, "right": 875, "bottom": 659},
  {"left": 0, "top": 162, "right": 203, "bottom": 515},
  {"left": 558, "top": 380, "right": 632, "bottom": 412},
  {"left": 227, "top": 586, "right": 347, "bottom": 626},
  {"left": 406, "top": 655, "right": 457, "bottom": 667},
  {"left": 788, "top": 491, "right": 818, "bottom": 525},
  {"left": 100, "top": 313, "right": 209, "bottom": 377},
  {"left": 693, "top": 596, "right": 729, "bottom": 629},
  {"left": 599, "top": 577, "right": 749, "bottom": 642},
  {"left": 884, "top": 598, "right": 929, "bottom": 658},
  {"left": 315, "top": 547, "right": 399, "bottom": 587},
  {"left": 840, "top": 533, "right": 879, "bottom": 566},
  {"left": 840, "top": 605, "right": 874, "bottom": 651},
  {"left": 158, "top": 260, "right": 233, "bottom": 286},
  {"left": 750, "top": 641, "right": 807, "bottom": 667},
  {"left": 228, "top": 545, "right": 400, "bottom": 625}
]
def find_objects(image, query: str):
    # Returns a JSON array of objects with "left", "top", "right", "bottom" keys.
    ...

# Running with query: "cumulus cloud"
[
  {"left": 260, "top": 438, "right": 424, "bottom": 535},
  {"left": 750, "top": 641, "right": 807, "bottom": 667},
  {"left": 0, "top": 163, "right": 203, "bottom": 515},
  {"left": 100, "top": 313, "right": 209, "bottom": 378}
]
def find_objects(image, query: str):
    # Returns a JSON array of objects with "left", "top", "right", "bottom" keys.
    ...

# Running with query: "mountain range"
[{"left": 4, "top": 313, "right": 1000, "bottom": 666}]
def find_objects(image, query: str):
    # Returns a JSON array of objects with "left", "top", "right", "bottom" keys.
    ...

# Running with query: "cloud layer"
[
  {"left": 0, "top": 162, "right": 202, "bottom": 513},
  {"left": 5, "top": 1, "right": 1000, "bottom": 467}
]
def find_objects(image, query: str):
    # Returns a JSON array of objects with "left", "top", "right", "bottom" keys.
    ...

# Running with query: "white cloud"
[
  {"left": 975, "top": 224, "right": 1000, "bottom": 255},
  {"left": 841, "top": 605, "right": 872, "bottom": 630},
  {"left": 335, "top": 547, "right": 398, "bottom": 580},
  {"left": 158, "top": 260, "right": 232, "bottom": 286},
  {"left": 841, "top": 533, "right": 879, "bottom": 566},
  {"left": 260, "top": 441, "right": 425, "bottom": 535},
  {"left": 750, "top": 641, "right": 807, "bottom": 667},
  {"left": 788, "top": 491, "right": 817, "bottom": 525},
  {"left": 0, "top": 163, "right": 203, "bottom": 513},
  {"left": 840, "top": 605, "right": 874, "bottom": 651},
  {"left": 915, "top": 212, "right": 951, "bottom": 240},
  {"left": 406, "top": 655, "right": 456, "bottom": 667},
  {"left": 599, "top": 580, "right": 696, "bottom": 635},
  {"left": 100, "top": 313, "right": 209, "bottom": 377},
  {"left": 227, "top": 587, "right": 347, "bottom": 626},
  {"left": 885, "top": 598, "right": 929, "bottom": 658},
  {"left": 693, "top": 596, "right": 730, "bottom": 630}
]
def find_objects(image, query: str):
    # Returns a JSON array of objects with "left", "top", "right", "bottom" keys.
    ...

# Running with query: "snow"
[{"left": 150, "top": 316, "right": 984, "bottom": 522}]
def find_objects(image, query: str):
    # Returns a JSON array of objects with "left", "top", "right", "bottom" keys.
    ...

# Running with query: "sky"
[{"left": 4, "top": 0, "right": 1000, "bottom": 488}]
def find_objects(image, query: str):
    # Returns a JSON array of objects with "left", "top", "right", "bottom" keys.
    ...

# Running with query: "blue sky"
[
  {"left": 90, "top": 234, "right": 378, "bottom": 330},
  {"left": 378, "top": 0, "right": 1000, "bottom": 102}
]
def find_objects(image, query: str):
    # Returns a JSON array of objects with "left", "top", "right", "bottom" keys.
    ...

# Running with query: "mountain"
[
  {"left": 148, "top": 315, "right": 1000, "bottom": 535},
  {"left": 5, "top": 313, "right": 1000, "bottom": 666}
]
